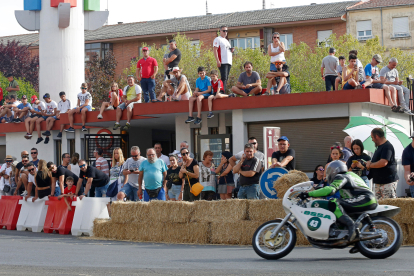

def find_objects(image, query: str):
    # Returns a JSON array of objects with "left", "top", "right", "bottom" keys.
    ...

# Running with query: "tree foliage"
[{"left": 0, "top": 40, "right": 39, "bottom": 92}]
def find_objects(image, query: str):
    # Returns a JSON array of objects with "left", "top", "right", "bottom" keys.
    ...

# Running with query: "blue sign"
[{"left": 259, "top": 167, "right": 288, "bottom": 199}]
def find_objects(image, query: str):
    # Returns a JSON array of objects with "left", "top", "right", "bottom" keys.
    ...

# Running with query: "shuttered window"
[
  {"left": 317, "top": 30, "right": 332, "bottom": 46},
  {"left": 356, "top": 20, "right": 372, "bottom": 39},
  {"left": 248, "top": 117, "right": 349, "bottom": 172},
  {"left": 393, "top": 17, "right": 410, "bottom": 37}
]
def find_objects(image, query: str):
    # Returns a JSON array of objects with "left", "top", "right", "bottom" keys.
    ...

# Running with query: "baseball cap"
[
  {"left": 142, "top": 47, "right": 149, "bottom": 51},
  {"left": 171, "top": 67, "right": 180, "bottom": 72},
  {"left": 43, "top": 93, "right": 50, "bottom": 99},
  {"left": 31, "top": 95, "right": 38, "bottom": 104},
  {"left": 329, "top": 47, "right": 335, "bottom": 54},
  {"left": 21, "top": 95, "right": 27, "bottom": 100},
  {"left": 373, "top": 54, "right": 383, "bottom": 63},
  {"left": 277, "top": 136, "right": 289, "bottom": 142}
]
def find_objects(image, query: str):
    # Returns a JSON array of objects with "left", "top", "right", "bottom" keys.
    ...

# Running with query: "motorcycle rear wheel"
[
  {"left": 356, "top": 216, "right": 402, "bottom": 259},
  {"left": 252, "top": 220, "right": 297, "bottom": 260}
]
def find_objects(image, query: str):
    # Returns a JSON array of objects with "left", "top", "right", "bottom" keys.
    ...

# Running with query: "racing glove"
[{"left": 297, "top": 192, "right": 309, "bottom": 200}]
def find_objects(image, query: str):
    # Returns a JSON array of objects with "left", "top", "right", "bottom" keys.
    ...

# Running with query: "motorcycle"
[{"left": 252, "top": 181, "right": 403, "bottom": 260}]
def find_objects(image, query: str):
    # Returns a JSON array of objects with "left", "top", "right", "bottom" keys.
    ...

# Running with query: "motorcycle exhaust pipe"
[{"left": 308, "top": 234, "right": 382, "bottom": 247}]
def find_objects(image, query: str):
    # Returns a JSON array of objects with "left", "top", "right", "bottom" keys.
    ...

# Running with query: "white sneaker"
[
  {"left": 403, "top": 108, "right": 414, "bottom": 115},
  {"left": 105, "top": 106, "right": 114, "bottom": 110},
  {"left": 97, "top": 114, "right": 103, "bottom": 119},
  {"left": 21, "top": 191, "right": 27, "bottom": 196}
]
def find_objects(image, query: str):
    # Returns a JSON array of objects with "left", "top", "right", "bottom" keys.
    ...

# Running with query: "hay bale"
[
  {"left": 192, "top": 199, "right": 249, "bottom": 223},
  {"left": 273, "top": 170, "right": 309, "bottom": 198},
  {"left": 248, "top": 199, "right": 285, "bottom": 221},
  {"left": 110, "top": 201, "right": 150, "bottom": 224},
  {"left": 378, "top": 198, "right": 414, "bottom": 225},
  {"left": 147, "top": 201, "right": 194, "bottom": 223},
  {"left": 93, "top": 219, "right": 113, "bottom": 238},
  {"left": 163, "top": 222, "right": 210, "bottom": 244},
  {"left": 210, "top": 221, "right": 265, "bottom": 245},
  {"left": 403, "top": 223, "right": 414, "bottom": 245}
]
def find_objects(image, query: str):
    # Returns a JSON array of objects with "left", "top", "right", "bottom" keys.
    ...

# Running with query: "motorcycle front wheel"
[
  {"left": 252, "top": 220, "right": 297, "bottom": 260},
  {"left": 357, "top": 216, "right": 402, "bottom": 259}
]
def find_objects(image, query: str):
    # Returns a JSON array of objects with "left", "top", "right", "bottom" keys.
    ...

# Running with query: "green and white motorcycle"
[{"left": 252, "top": 181, "right": 403, "bottom": 260}]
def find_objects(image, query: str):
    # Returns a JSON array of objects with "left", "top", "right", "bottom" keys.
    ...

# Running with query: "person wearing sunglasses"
[
  {"left": 30, "top": 148, "right": 39, "bottom": 167},
  {"left": 268, "top": 32, "right": 285, "bottom": 71},
  {"left": 213, "top": 25, "right": 234, "bottom": 93},
  {"left": 264, "top": 57, "right": 290, "bottom": 95},
  {"left": 137, "top": 47, "right": 158, "bottom": 103},
  {"left": 113, "top": 76, "right": 142, "bottom": 131},
  {"left": 65, "top": 83, "right": 92, "bottom": 133},
  {"left": 14, "top": 154, "right": 30, "bottom": 196},
  {"left": 311, "top": 165, "right": 325, "bottom": 187},
  {"left": 24, "top": 162, "right": 38, "bottom": 200},
  {"left": 229, "top": 137, "right": 265, "bottom": 170},
  {"left": 75, "top": 159, "right": 110, "bottom": 199},
  {"left": 117, "top": 146, "right": 146, "bottom": 202},
  {"left": 271, "top": 136, "right": 295, "bottom": 171},
  {"left": 0, "top": 155, "right": 14, "bottom": 196},
  {"left": 179, "top": 147, "right": 200, "bottom": 202}
]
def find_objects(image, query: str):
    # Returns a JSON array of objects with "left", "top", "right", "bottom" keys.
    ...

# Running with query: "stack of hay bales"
[{"left": 273, "top": 170, "right": 310, "bottom": 199}]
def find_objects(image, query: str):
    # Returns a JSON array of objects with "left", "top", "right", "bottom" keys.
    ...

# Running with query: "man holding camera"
[{"left": 402, "top": 132, "right": 414, "bottom": 198}]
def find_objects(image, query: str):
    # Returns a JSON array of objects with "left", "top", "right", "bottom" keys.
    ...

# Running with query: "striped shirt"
[{"left": 95, "top": 157, "right": 109, "bottom": 176}]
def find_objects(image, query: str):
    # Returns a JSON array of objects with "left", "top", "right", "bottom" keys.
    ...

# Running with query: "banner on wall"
[{"left": 263, "top": 127, "right": 280, "bottom": 170}]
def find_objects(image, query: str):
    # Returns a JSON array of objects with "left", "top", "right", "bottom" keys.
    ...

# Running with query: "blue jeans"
[
  {"left": 324, "top": 75, "right": 337, "bottom": 91},
  {"left": 143, "top": 187, "right": 166, "bottom": 202},
  {"left": 238, "top": 184, "right": 260, "bottom": 199},
  {"left": 410, "top": 185, "right": 414, "bottom": 198},
  {"left": 140, "top": 78, "right": 156, "bottom": 102},
  {"left": 54, "top": 186, "right": 61, "bottom": 196},
  {"left": 361, "top": 176, "right": 370, "bottom": 189},
  {"left": 95, "top": 182, "right": 110, "bottom": 197},
  {"left": 120, "top": 183, "right": 139, "bottom": 201}
]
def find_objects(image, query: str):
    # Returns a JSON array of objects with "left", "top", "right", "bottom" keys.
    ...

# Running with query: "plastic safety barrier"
[
  {"left": 17, "top": 197, "right": 49, "bottom": 232},
  {"left": 44, "top": 197, "right": 76, "bottom": 235},
  {"left": 71, "top": 197, "right": 110, "bottom": 236},
  {"left": 0, "top": 196, "right": 23, "bottom": 230}
]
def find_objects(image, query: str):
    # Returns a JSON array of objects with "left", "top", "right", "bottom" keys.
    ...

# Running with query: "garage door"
[{"left": 248, "top": 117, "right": 350, "bottom": 172}]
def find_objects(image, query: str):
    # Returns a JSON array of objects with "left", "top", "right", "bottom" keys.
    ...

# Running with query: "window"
[
  {"left": 85, "top": 43, "right": 112, "bottom": 62},
  {"left": 230, "top": 37, "right": 260, "bottom": 49},
  {"left": 279, "top": 34, "right": 293, "bottom": 50},
  {"left": 356, "top": 20, "right": 372, "bottom": 40},
  {"left": 317, "top": 30, "right": 332, "bottom": 46},
  {"left": 393, "top": 17, "right": 410, "bottom": 38},
  {"left": 55, "top": 140, "right": 62, "bottom": 166},
  {"left": 190, "top": 40, "right": 200, "bottom": 56}
]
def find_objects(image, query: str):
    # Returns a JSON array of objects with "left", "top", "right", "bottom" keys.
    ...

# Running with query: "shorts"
[
  {"left": 143, "top": 187, "right": 166, "bottom": 202},
  {"left": 374, "top": 181, "right": 397, "bottom": 199},
  {"left": 38, "top": 188, "right": 51, "bottom": 199},
  {"left": 4, "top": 115, "right": 13, "bottom": 123},
  {"left": 343, "top": 80, "right": 366, "bottom": 90},
  {"left": 30, "top": 114, "right": 42, "bottom": 118},
  {"left": 75, "top": 106, "right": 92, "bottom": 112},
  {"left": 119, "top": 183, "right": 139, "bottom": 201},
  {"left": 52, "top": 116, "right": 60, "bottom": 120},
  {"left": 217, "top": 183, "right": 235, "bottom": 194},
  {"left": 366, "top": 83, "right": 384, "bottom": 89},
  {"left": 278, "top": 83, "right": 291, "bottom": 94},
  {"left": 198, "top": 93, "right": 212, "bottom": 99},
  {"left": 41, "top": 116, "right": 49, "bottom": 121},
  {"left": 118, "top": 101, "right": 137, "bottom": 110},
  {"left": 95, "top": 182, "right": 110, "bottom": 197},
  {"left": 212, "top": 91, "right": 225, "bottom": 96},
  {"left": 168, "top": 184, "right": 182, "bottom": 200},
  {"left": 242, "top": 88, "right": 254, "bottom": 94}
]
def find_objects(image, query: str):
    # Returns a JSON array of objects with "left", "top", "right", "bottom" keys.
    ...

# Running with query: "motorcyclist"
[{"left": 298, "top": 160, "right": 378, "bottom": 242}]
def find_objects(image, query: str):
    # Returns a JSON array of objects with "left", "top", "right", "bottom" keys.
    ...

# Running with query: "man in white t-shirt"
[
  {"left": 35, "top": 93, "right": 57, "bottom": 144},
  {"left": 24, "top": 162, "right": 37, "bottom": 201},
  {"left": 0, "top": 155, "right": 13, "bottom": 195},
  {"left": 42, "top": 91, "right": 71, "bottom": 142},
  {"left": 213, "top": 25, "right": 234, "bottom": 93},
  {"left": 114, "top": 75, "right": 142, "bottom": 131},
  {"left": 66, "top": 83, "right": 92, "bottom": 133},
  {"left": 154, "top": 143, "right": 170, "bottom": 167},
  {"left": 24, "top": 96, "right": 46, "bottom": 140}
]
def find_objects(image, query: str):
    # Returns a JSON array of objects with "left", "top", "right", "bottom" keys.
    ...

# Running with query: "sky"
[{"left": 0, "top": 0, "right": 350, "bottom": 37}]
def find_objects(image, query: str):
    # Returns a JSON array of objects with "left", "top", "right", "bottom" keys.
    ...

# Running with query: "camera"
[{"left": 410, "top": 175, "right": 414, "bottom": 182}]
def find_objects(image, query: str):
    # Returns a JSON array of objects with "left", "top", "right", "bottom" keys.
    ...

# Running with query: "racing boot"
[{"left": 337, "top": 215, "right": 356, "bottom": 242}]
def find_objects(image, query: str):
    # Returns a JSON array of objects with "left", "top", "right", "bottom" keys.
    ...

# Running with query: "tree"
[
  {"left": 85, "top": 51, "right": 119, "bottom": 108},
  {"left": 0, "top": 40, "right": 39, "bottom": 91}
]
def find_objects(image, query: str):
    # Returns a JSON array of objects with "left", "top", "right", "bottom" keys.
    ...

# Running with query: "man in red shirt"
[
  {"left": 136, "top": 47, "right": 158, "bottom": 103},
  {"left": 0, "top": 87, "right": 3, "bottom": 106}
]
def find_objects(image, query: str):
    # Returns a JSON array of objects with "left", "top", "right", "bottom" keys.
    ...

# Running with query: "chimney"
[{"left": 118, "top": 22, "right": 123, "bottom": 24}]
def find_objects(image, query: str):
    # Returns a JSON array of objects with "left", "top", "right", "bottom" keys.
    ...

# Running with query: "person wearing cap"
[
  {"left": 42, "top": 91, "right": 71, "bottom": 141},
  {"left": 94, "top": 148, "right": 109, "bottom": 176},
  {"left": 24, "top": 96, "right": 45, "bottom": 139},
  {"left": 5, "top": 74, "right": 19, "bottom": 99},
  {"left": 364, "top": 55, "right": 398, "bottom": 112},
  {"left": 34, "top": 93, "right": 57, "bottom": 144},
  {"left": 321, "top": 47, "right": 339, "bottom": 91},
  {"left": 163, "top": 39, "right": 182, "bottom": 79},
  {"left": 265, "top": 58, "right": 290, "bottom": 95},
  {"left": 213, "top": 26, "right": 234, "bottom": 93},
  {"left": 0, "top": 155, "right": 14, "bottom": 196},
  {"left": 66, "top": 83, "right": 93, "bottom": 133},
  {"left": 380, "top": 58, "right": 412, "bottom": 115},
  {"left": 271, "top": 136, "right": 295, "bottom": 171},
  {"left": 402, "top": 131, "right": 414, "bottom": 198},
  {"left": 0, "top": 94, "right": 19, "bottom": 122},
  {"left": 231, "top": 61, "right": 262, "bottom": 97},
  {"left": 12, "top": 95, "right": 32, "bottom": 123},
  {"left": 137, "top": 47, "right": 158, "bottom": 103},
  {"left": 113, "top": 76, "right": 142, "bottom": 131},
  {"left": 156, "top": 67, "right": 192, "bottom": 102}
]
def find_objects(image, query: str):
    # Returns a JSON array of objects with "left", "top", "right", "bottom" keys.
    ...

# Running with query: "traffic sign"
[{"left": 259, "top": 167, "right": 288, "bottom": 199}]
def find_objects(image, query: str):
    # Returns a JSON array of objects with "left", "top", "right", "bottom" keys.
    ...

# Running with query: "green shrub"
[{"left": 0, "top": 72, "right": 38, "bottom": 100}]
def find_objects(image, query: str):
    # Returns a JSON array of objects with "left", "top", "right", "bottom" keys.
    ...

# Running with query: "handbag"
[
  {"left": 186, "top": 173, "right": 204, "bottom": 197},
  {"left": 146, "top": 187, "right": 162, "bottom": 198},
  {"left": 3, "top": 185, "right": 10, "bottom": 193},
  {"left": 106, "top": 164, "right": 123, "bottom": 198},
  {"left": 166, "top": 179, "right": 173, "bottom": 190}
]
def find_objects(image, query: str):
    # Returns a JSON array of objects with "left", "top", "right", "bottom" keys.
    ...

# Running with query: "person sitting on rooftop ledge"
[{"left": 231, "top": 61, "right": 262, "bottom": 97}]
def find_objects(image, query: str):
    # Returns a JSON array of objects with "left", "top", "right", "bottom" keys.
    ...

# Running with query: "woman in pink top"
[{"left": 97, "top": 82, "right": 124, "bottom": 119}]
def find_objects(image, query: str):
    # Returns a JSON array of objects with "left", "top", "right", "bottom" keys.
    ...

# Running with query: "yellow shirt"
[{"left": 342, "top": 66, "right": 358, "bottom": 86}]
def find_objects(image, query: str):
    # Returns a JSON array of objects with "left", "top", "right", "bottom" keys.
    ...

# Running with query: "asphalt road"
[{"left": 0, "top": 230, "right": 412, "bottom": 276}]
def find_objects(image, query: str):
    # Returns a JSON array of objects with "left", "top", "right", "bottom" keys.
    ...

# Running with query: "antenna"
[
  {"left": 105, "top": 0, "right": 109, "bottom": 25},
  {"left": 206, "top": 1, "right": 208, "bottom": 15},
  {"left": 263, "top": 0, "right": 265, "bottom": 9}
]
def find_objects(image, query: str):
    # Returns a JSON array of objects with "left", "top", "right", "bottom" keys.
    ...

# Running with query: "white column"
[
  {"left": 232, "top": 109, "right": 247, "bottom": 154},
  {"left": 39, "top": 0, "right": 85, "bottom": 105}
]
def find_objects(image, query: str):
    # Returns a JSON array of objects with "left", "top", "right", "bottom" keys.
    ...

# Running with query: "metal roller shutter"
[{"left": 248, "top": 117, "right": 349, "bottom": 172}]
